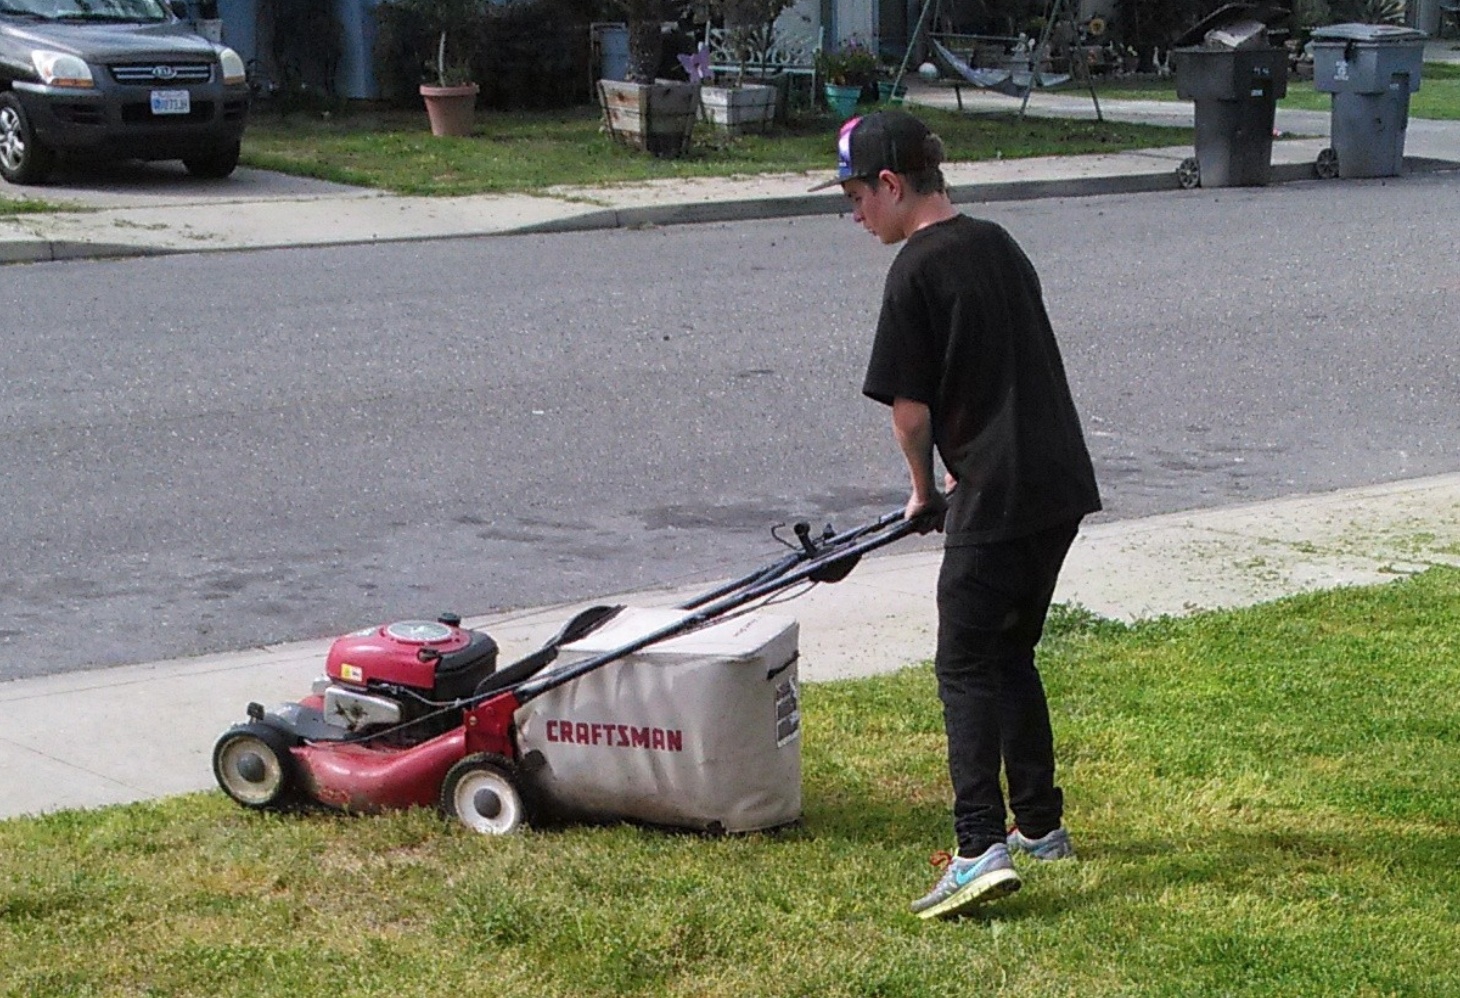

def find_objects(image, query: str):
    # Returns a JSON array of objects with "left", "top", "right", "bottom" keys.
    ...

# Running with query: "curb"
[
  {"left": 512, "top": 155, "right": 1460, "bottom": 235},
  {"left": 512, "top": 172, "right": 1177, "bottom": 234},
  {"left": 0, "top": 239, "right": 167, "bottom": 265}
]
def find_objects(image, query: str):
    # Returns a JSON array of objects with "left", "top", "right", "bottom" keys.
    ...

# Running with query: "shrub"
[
  {"left": 373, "top": 0, "right": 594, "bottom": 109},
  {"left": 1116, "top": 0, "right": 1225, "bottom": 50},
  {"left": 816, "top": 36, "right": 879, "bottom": 87}
]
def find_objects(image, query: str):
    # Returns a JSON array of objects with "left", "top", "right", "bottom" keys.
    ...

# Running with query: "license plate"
[{"left": 150, "top": 89, "right": 190, "bottom": 115}]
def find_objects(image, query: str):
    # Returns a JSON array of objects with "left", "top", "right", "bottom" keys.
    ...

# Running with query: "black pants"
[{"left": 935, "top": 520, "right": 1080, "bottom": 856}]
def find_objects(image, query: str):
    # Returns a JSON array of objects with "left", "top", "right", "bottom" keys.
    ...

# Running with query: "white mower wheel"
[
  {"left": 441, "top": 754, "right": 527, "bottom": 835},
  {"left": 213, "top": 723, "right": 296, "bottom": 809}
]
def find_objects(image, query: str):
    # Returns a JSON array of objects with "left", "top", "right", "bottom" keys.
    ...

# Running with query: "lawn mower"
[{"left": 212, "top": 509, "right": 919, "bottom": 835}]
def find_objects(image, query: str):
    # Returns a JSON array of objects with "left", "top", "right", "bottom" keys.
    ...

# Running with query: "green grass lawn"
[
  {"left": 4, "top": 568, "right": 1458, "bottom": 997},
  {"left": 0, "top": 105, "right": 1187, "bottom": 208},
  {"left": 238, "top": 104, "right": 1190, "bottom": 196},
  {"left": 0, "top": 195, "right": 77, "bottom": 216}
]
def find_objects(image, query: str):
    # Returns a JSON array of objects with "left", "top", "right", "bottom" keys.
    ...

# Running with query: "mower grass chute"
[{"left": 212, "top": 509, "right": 918, "bottom": 835}]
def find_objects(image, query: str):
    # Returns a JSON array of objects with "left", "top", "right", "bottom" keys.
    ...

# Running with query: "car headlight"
[
  {"left": 32, "top": 50, "right": 94, "bottom": 89},
  {"left": 219, "top": 47, "right": 246, "bottom": 86}
]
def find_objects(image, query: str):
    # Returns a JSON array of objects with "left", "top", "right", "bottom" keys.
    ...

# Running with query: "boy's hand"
[{"left": 906, "top": 490, "right": 948, "bottom": 534}]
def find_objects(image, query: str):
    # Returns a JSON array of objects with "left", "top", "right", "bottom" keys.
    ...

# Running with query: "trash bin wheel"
[
  {"left": 441, "top": 753, "right": 528, "bottom": 835},
  {"left": 1177, "top": 157, "right": 1201, "bottom": 190},
  {"left": 1315, "top": 147, "right": 1339, "bottom": 180}
]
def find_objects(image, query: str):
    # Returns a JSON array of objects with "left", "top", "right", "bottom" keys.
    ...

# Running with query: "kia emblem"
[{"left": 152, "top": 65, "right": 176, "bottom": 80}]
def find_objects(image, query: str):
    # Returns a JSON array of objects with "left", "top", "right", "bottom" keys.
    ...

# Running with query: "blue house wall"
[{"left": 215, "top": 0, "right": 382, "bottom": 99}]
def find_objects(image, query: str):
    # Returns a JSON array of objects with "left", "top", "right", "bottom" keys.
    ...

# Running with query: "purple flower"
[{"left": 678, "top": 44, "right": 713, "bottom": 84}]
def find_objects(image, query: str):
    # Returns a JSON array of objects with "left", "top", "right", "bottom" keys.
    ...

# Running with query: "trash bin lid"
[
  {"left": 1175, "top": 3, "right": 1289, "bottom": 48},
  {"left": 1310, "top": 22, "right": 1426, "bottom": 43}
]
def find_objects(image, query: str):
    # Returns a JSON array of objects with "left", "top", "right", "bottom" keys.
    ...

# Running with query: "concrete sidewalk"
[{"left": 3, "top": 473, "right": 1459, "bottom": 822}]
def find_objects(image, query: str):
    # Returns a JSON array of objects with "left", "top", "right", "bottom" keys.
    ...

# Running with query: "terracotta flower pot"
[{"left": 420, "top": 82, "right": 479, "bottom": 138}]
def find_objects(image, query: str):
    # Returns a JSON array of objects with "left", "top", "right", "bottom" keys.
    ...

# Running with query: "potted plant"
[
  {"left": 816, "top": 37, "right": 877, "bottom": 118},
  {"left": 394, "top": 0, "right": 484, "bottom": 137},
  {"left": 876, "top": 61, "right": 908, "bottom": 104},
  {"left": 697, "top": 0, "right": 793, "bottom": 135},
  {"left": 419, "top": 30, "right": 479, "bottom": 137},
  {"left": 597, "top": 0, "right": 700, "bottom": 157}
]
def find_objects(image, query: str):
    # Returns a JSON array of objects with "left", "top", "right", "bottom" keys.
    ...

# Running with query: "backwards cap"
[{"left": 808, "top": 110, "right": 935, "bottom": 191}]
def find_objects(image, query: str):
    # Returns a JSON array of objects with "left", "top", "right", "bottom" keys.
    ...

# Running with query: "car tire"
[
  {"left": 0, "top": 93, "right": 56, "bottom": 185},
  {"left": 183, "top": 140, "right": 241, "bottom": 179}
]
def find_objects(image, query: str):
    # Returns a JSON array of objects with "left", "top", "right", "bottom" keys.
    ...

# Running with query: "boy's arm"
[{"left": 892, "top": 397, "right": 946, "bottom": 532}]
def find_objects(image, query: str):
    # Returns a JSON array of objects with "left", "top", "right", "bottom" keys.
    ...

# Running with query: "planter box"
[
  {"left": 699, "top": 83, "right": 777, "bottom": 136},
  {"left": 597, "top": 79, "right": 700, "bottom": 158}
]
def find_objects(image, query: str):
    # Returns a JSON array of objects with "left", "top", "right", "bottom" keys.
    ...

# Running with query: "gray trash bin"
[
  {"left": 1173, "top": 4, "right": 1289, "bottom": 188},
  {"left": 1311, "top": 23, "right": 1426, "bottom": 179}
]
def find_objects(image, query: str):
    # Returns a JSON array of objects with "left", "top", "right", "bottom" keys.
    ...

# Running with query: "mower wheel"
[
  {"left": 441, "top": 753, "right": 527, "bottom": 835},
  {"left": 213, "top": 723, "right": 297, "bottom": 809}
]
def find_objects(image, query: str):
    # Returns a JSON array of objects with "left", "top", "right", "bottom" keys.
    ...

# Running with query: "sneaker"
[
  {"left": 1006, "top": 826, "right": 1075, "bottom": 861},
  {"left": 909, "top": 843, "right": 1021, "bottom": 920}
]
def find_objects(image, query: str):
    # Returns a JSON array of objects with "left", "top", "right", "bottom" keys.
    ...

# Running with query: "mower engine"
[{"left": 317, "top": 613, "right": 498, "bottom": 745}]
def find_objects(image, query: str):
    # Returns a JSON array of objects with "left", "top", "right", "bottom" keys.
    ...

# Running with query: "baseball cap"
[{"left": 808, "top": 110, "right": 935, "bottom": 191}]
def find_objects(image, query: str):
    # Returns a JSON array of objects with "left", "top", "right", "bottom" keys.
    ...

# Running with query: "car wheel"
[
  {"left": 0, "top": 93, "right": 56, "bottom": 185},
  {"left": 183, "top": 140, "right": 241, "bottom": 179}
]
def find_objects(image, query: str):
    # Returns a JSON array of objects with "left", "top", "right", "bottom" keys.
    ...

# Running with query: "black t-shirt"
[{"left": 862, "top": 214, "right": 1101, "bottom": 545}]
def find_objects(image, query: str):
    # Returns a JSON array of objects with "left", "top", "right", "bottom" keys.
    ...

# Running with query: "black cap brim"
[{"left": 807, "top": 174, "right": 848, "bottom": 192}]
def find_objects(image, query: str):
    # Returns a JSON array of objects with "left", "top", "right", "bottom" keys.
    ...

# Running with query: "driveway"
[{"left": 0, "top": 160, "right": 374, "bottom": 211}]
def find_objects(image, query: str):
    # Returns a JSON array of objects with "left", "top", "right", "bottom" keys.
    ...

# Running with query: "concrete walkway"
[
  {"left": 3, "top": 474, "right": 1459, "bottom": 820},
  {"left": 2, "top": 73, "right": 1459, "bottom": 822}
]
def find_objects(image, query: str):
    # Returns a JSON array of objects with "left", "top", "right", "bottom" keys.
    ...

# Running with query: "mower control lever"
[{"left": 793, "top": 521, "right": 817, "bottom": 555}]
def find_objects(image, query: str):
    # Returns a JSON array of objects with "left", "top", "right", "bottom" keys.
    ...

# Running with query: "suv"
[{"left": 0, "top": 0, "right": 249, "bottom": 184}]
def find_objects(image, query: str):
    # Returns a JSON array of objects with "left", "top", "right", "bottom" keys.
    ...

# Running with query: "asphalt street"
[{"left": 3, "top": 171, "right": 1458, "bottom": 678}]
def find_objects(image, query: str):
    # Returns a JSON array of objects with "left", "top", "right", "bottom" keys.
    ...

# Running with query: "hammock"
[{"left": 930, "top": 38, "right": 1070, "bottom": 98}]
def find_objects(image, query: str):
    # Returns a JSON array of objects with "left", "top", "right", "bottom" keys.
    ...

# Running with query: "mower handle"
[
  {"left": 676, "top": 507, "right": 907, "bottom": 611},
  {"left": 471, "top": 603, "right": 624, "bottom": 699},
  {"left": 506, "top": 508, "right": 919, "bottom": 705}
]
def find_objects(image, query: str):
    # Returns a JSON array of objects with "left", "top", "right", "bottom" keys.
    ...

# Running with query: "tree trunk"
[{"left": 627, "top": 17, "right": 663, "bottom": 82}]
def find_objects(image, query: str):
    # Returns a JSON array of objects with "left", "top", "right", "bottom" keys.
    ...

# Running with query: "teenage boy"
[{"left": 812, "top": 110, "right": 1101, "bottom": 919}]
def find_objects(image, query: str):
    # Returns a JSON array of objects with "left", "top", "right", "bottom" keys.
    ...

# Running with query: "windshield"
[{"left": 0, "top": 0, "right": 171, "bottom": 21}]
